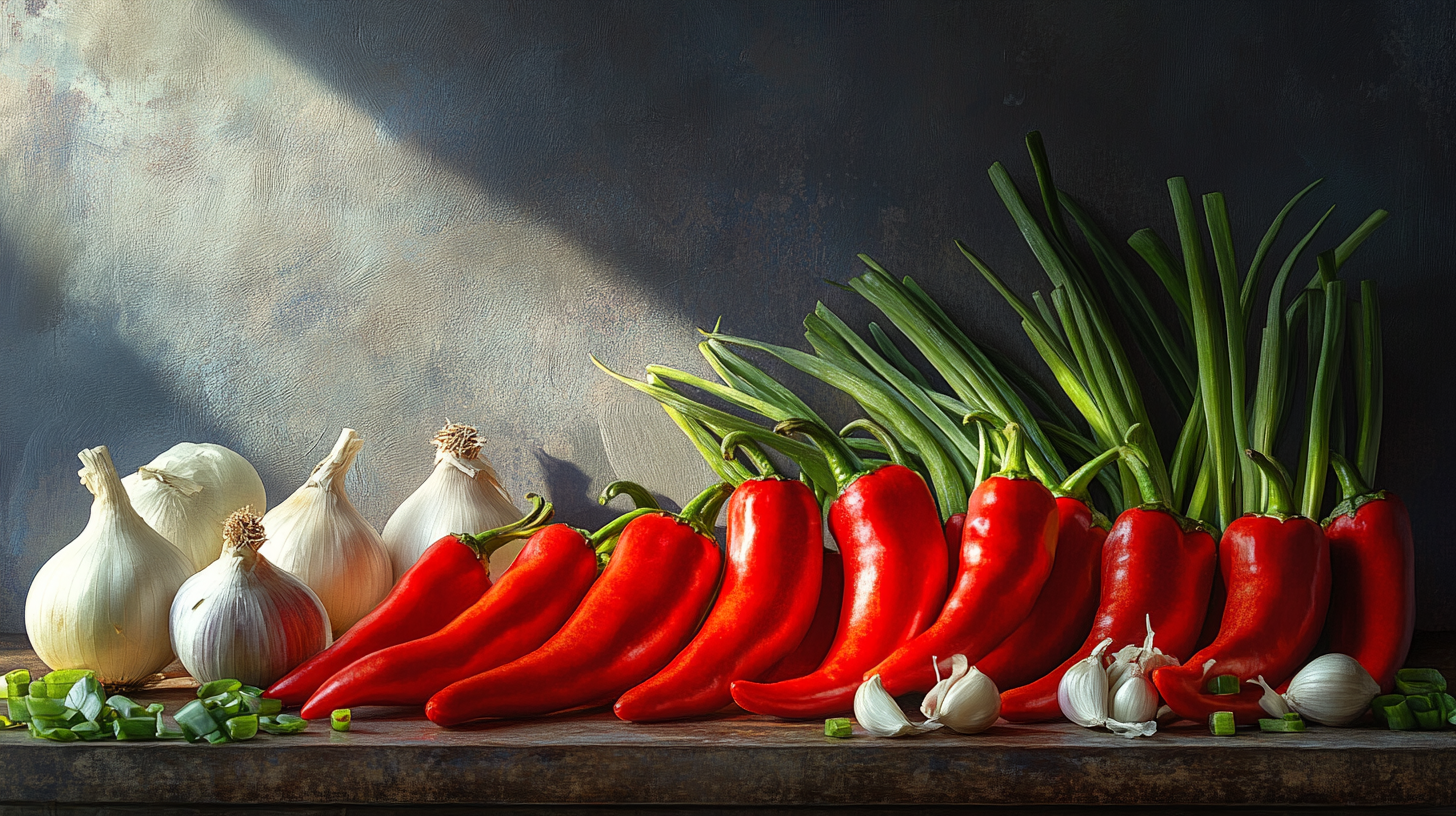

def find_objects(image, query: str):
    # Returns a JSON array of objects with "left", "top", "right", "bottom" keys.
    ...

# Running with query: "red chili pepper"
[
  {"left": 1321, "top": 454, "right": 1414, "bottom": 693},
  {"left": 755, "top": 549, "right": 843, "bottom": 684},
  {"left": 266, "top": 495, "right": 548, "bottom": 705},
  {"left": 425, "top": 483, "right": 731, "bottom": 726},
  {"left": 729, "top": 419, "right": 946, "bottom": 719},
  {"left": 868, "top": 421, "right": 1060, "bottom": 696},
  {"left": 972, "top": 447, "right": 1119, "bottom": 690},
  {"left": 1152, "top": 450, "right": 1332, "bottom": 725},
  {"left": 1000, "top": 440, "right": 1217, "bottom": 722},
  {"left": 297, "top": 505, "right": 611, "bottom": 718},
  {"left": 943, "top": 512, "right": 965, "bottom": 591},
  {"left": 615, "top": 437, "right": 823, "bottom": 722}
]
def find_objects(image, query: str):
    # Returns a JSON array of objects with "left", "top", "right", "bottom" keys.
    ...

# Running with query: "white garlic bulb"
[
  {"left": 122, "top": 442, "right": 268, "bottom": 571},
  {"left": 1058, "top": 637, "right": 1157, "bottom": 739},
  {"left": 1250, "top": 653, "right": 1380, "bottom": 726},
  {"left": 381, "top": 422, "right": 521, "bottom": 583},
  {"left": 170, "top": 509, "right": 332, "bottom": 686},
  {"left": 922, "top": 654, "right": 1000, "bottom": 734},
  {"left": 259, "top": 429, "right": 391, "bottom": 636},
  {"left": 854, "top": 675, "right": 943, "bottom": 738},
  {"left": 25, "top": 446, "right": 195, "bottom": 685}
]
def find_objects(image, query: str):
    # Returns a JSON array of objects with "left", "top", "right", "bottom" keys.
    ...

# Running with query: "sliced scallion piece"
[
  {"left": 226, "top": 714, "right": 259, "bottom": 740},
  {"left": 1206, "top": 674, "right": 1241, "bottom": 695},
  {"left": 113, "top": 717, "right": 156, "bottom": 741},
  {"left": 174, "top": 699, "right": 220, "bottom": 742},
  {"left": 1370, "top": 693, "right": 1405, "bottom": 725},
  {"left": 825, "top": 717, "right": 853, "bottom": 738},
  {"left": 42, "top": 669, "right": 94, "bottom": 699},
  {"left": 1405, "top": 695, "right": 1445, "bottom": 730},
  {"left": 25, "top": 694, "right": 67, "bottom": 718},
  {"left": 63, "top": 676, "right": 104, "bottom": 722},
  {"left": 330, "top": 709, "right": 352, "bottom": 732},
  {"left": 1383, "top": 700, "right": 1417, "bottom": 731},
  {"left": 258, "top": 713, "right": 308, "bottom": 735},
  {"left": 1258, "top": 717, "right": 1306, "bottom": 733},
  {"left": 1395, "top": 668, "right": 1447, "bottom": 696},
  {"left": 106, "top": 695, "right": 146, "bottom": 719},
  {"left": 28, "top": 722, "right": 78, "bottom": 742},
  {"left": 196, "top": 678, "right": 243, "bottom": 698},
  {"left": 1208, "top": 711, "right": 1236, "bottom": 736}
]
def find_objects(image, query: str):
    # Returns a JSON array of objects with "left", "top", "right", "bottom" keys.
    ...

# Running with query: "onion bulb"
[
  {"left": 259, "top": 428, "right": 391, "bottom": 636},
  {"left": 25, "top": 446, "right": 195, "bottom": 686},
  {"left": 122, "top": 442, "right": 267, "bottom": 572},
  {"left": 171, "top": 509, "right": 332, "bottom": 686},
  {"left": 381, "top": 421, "right": 521, "bottom": 583}
]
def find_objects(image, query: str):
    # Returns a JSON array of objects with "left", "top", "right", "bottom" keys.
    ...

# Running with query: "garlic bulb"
[
  {"left": 122, "top": 442, "right": 268, "bottom": 571},
  {"left": 1058, "top": 638, "right": 1157, "bottom": 739},
  {"left": 25, "top": 446, "right": 195, "bottom": 686},
  {"left": 854, "top": 675, "right": 942, "bottom": 738},
  {"left": 171, "top": 509, "right": 332, "bottom": 686},
  {"left": 922, "top": 654, "right": 1000, "bottom": 734},
  {"left": 381, "top": 422, "right": 521, "bottom": 583},
  {"left": 1250, "top": 653, "right": 1380, "bottom": 726},
  {"left": 259, "top": 429, "right": 391, "bottom": 636}
]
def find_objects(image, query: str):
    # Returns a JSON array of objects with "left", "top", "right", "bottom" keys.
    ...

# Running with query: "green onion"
[
  {"left": 25, "top": 694, "right": 67, "bottom": 718},
  {"left": 203, "top": 730, "right": 230, "bottom": 745},
  {"left": 1259, "top": 716, "right": 1306, "bottom": 733},
  {"left": 106, "top": 695, "right": 146, "bottom": 719},
  {"left": 1206, "top": 674, "right": 1241, "bottom": 695},
  {"left": 63, "top": 676, "right": 104, "bottom": 723},
  {"left": 825, "top": 718, "right": 853, "bottom": 738},
  {"left": 227, "top": 714, "right": 259, "bottom": 740},
  {"left": 258, "top": 713, "right": 308, "bottom": 735},
  {"left": 69, "top": 720, "right": 106, "bottom": 741},
  {"left": 1395, "top": 668, "right": 1447, "bottom": 696},
  {"left": 1208, "top": 711, "right": 1236, "bottom": 735},
  {"left": 28, "top": 722, "right": 77, "bottom": 742},
  {"left": 1405, "top": 695, "right": 1445, "bottom": 730},
  {"left": 113, "top": 716, "right": 157, "bottom": 741},
  {"left": 42, "top": 669, "right": 94, "bottom": 699},
  {"left": 5, "top": 669, "right": 31, "bottom": 724},
  {"left": 174, "top": 699, "right": 220, "bottom": 742},
  {"left": 196, "top": 678, "right": 243, "bottom": 698},
  {"left": 156, "top": 713, "right": 185, "bottom": 740},
  {"left": 0, "top": 715, "right": 22, "bottom": 730},
  {"left": 330, "top": 709, "right": 352, "bottom": 732},
  {"left": 1383, "top": 700, "right": 1417, "bottom": 731},
  {"left": 1369, "top": 693, "right": 1404, "bottom": 725}
]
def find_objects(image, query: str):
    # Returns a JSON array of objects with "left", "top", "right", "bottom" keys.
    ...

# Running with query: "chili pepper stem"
[
  {"left": 680, "top": 482, "right": 735, "bottom": 535},
  {"left": 599, "top": 481, "right": 662, "bottom": 511},
  {"left": 840, "top": 419, "right": 909, "bottom": 467},
  {"left": 455, "top": 494, "right": 554, "bottom": 559},
  {"left": 963, "top": 414, "right": 1033, "bottom": 481},
  {"left": 774, "top": 418, "right": 866, "bottom": 494},
  {"left": 1245, "top": 449, "right": 1297, "bottom": 518},
  {"left": 1119, "top": 426, "right": 1172, "bottom": 509},
  {"left": 720, "top": 432, "right": 781, "bottom": 478},
  {"left": 1057, "top": 446, "right": 1122, "bottom": 502}
]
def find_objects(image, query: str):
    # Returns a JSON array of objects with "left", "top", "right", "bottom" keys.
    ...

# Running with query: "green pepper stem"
[
  {"left": 598, "top": 481, "right": 662, "bottom": 510},
  {"left": 454, "top": 494, "right": 554, "bottom": 559},
  {"left": 774, "top": 418, "right": 865, "bottom": 494},
  {"left": 1120, "top": 425, "right": 1171, "bottom": 507},
  {"left": 679, "top": 482, "right": 734, "bottom": 536},
  {"left": 720, "top": 431, "right": 780, "bottom": 478},
  {"left": 1057, "top": 445, "right": 1122, "bottom": 501},
  {"left": 1328, "top": 452, "right": 1373, "bottom": 502},
  {"left": 1246, "top": 449, "right": 1297, "bottom": 518},
  {"left": 586, "top": 508, "right": 659, "bottom": 549},
  {"left": 839, "top": 419, "right": 909, "bottom": 467}
]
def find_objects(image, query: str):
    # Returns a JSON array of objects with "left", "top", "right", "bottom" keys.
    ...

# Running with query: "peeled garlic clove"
[
  {"left": 1058, "top": 638, "right": 1114, "bottom": 727},
  {"left": 924, "top": 656, "right": 1000, "bottom": 735},
  {"left": 1109, "top": 665, "right": 1159, "bottom": 724},
  {"left": 855, "top": 675, "right": 942, "bottom": 738},
  {"left": 1249, "top": 675, "right": 1293, "bottom": 718},
  {"left": 1282, "top": 653, "right": 1382, "bottom": 726}
]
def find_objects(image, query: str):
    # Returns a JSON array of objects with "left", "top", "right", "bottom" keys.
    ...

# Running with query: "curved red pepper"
[
  {"left": 1000, "top": 442, "right": 1217, "bottom": 722},
  {"left": 729, "top": 419, "right": 946, "bottom": 719},
  {"left": 1321, "top": 454, "right": 1415, "bottom": 693},
  {"left": 1152, "top": 450, "right": 1332, "bottom": 725},
  {"left": 943, "top": 512, "right": 965, "bottom": 591},
  {"left": 425, "top": 484, "right": 730, "bottom": 726},
  {"left": 755, "top": 549, "right": 843, "bottom": 684},
  {"left": 616, "top": 438, "right": 823, "bottom": 722},
  {"left": 298, "top": 513, "right": 602, "bottom": 718},
  {"left": 266, "top": 496, "right": 546, "bottom": 705},
  {"left": 870, "top": 422, "right": 1059, "bottom": 696},
  {"left": 973, "top": 447, "right": 1119, "bottom": 691}
]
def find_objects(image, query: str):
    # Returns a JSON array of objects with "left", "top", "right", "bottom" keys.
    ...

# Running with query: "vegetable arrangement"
[{"left": 11, "top": 133, "right": 1425, "bottom": 744}]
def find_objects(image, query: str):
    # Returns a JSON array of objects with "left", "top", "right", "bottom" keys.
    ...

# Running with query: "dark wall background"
[{"left": 3, "top": 0, "right": 1452, "bottom": 628}]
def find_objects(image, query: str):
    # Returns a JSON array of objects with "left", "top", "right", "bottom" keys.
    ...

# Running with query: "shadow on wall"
[{"left": 0, "top": 228, "right": 247, "bottom": 632}]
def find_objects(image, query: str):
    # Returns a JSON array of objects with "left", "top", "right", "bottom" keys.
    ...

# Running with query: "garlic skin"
[
  {"left": 1059, "top": 638, "right": 1113, "bottom": 727},
  {"left": 1252, "top": 654, "right": 1381, "bottom": 726},
  {"left": 171, "top": 509, "right": 332, "bottom": 686},
  {"left": 122, "top": 442, "right": 268, "bottom": 572},
  {"left": 922, "top": 654, "right": 1000, "bottom": 734},
  {"left": 259, "top": 429, "right": 391, "bottom": 636},
  {"left": 854, "top": 675, "right": 942, "bottom": 738},
  {"left": 381, "top": 422, "right": 521, "bottom": 583},
  {"left": 25, "top": 446, "right": 196, "bottom": 686}
]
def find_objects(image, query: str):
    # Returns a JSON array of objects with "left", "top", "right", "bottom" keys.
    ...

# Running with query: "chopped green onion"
[
  {"left": 203, "top": 691, "right": 243, "bottom": 722},
  {"left": 42, "top": 669, "right": 94, "bottom": 699},
  {"left": 203, "top": 730, "right": 231, "bottom": 745},
  {"left": 258, "top": 713, "right": 308, "bottom": 735},
  {"left": 1208, "top": 711, "right": 1235, "bottom": 735},
  {"left": 1395, "top": 668, "right": 1447, "bottom": 696},
  {"left": 1206, "top": 674, "right": 1241, "bottom": 695},
  {"left": 1370, "top": 693, "right": 1404, "bottom": 725},
  {"left": 5, "top": 669, "right": 30, "bottom": 697},
  {"left": 1258, "top": 717, "right": 1306, "bottom": 732},
  {"left": 226, "top": 714, "right": 259, "bottom": 740},
  {"left": 0, "top": 715, "right": 22, "bottom": 730},
  {"left": 239, "top": 685, "right": 266, "bottom": 696},
  {"left": 69, "top": 720, "right": 106, "bottom": 741},
  {"left": 156, "top": 712, "right": 185, "bottom": 740},
  {"left": 174, "top": 699, "right": 220, "bottom": 742},
  {"left": 6, "top": 695, "right": 30, "bottom": 724},
  {"left": 1441, "top": 693, "right": 1456, "bottom": 725},
  {"left": 1282, "top": 712, "right": 1302, "bottom": 722},
  {"left": 1383, "top": 700, "right": 1417, "bottom": 731},
  {"left": 63, "top": 676, "right": 104, "bottom": 722},
  {"left": 330, "top": 709, "right": 351, "bottom": 732},
  {"left": 106, "top": 695, "right": 145, "bottom": 719},
  {"left": 257, "top": 697, "right": 283, "bottom": 716},
  {"left": 825, "top": 718, "right": 853, "bottom": 738},
  {"left": 197, "top": 678, "right": 243, "bottom": 698},
  {"left": 113, "top": 717, "right": 156, "bottom": 741},
  {"left": 28, "top": 722, "right": 77, "bottom": 742},
  {"left": 25, "top": 694, "right": 67, "bottom": 718},
  {"left": 1405, "top": 695, "right": 1445, "bottom": 730}
]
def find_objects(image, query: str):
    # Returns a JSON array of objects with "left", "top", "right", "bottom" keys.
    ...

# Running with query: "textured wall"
[{"left": 1, "top": 0, "right": 1452, "bottom": 631}]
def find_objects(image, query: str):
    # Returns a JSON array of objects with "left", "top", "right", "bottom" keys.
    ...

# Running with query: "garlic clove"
[
  {"left": 924, "top": 655, "right": 1001, "bottom": 735},
  {"left": 920, "top": 654, "right": 970, "bottom": 719},
  {"left": 855, "top": 675, "right": 943, "bottom": 738},
  {"left": 1109, "top": 665, "right": 1159, "bottom": 724},
  {"left": 1058, "top": 638, "right": 1114, "bottom": 727},
  {"left": 1249, "top": 675, "right": 1293, "bottom": 718},
  {"left": 1282, "top": 653, "right": 1382, "bottom": 726}
]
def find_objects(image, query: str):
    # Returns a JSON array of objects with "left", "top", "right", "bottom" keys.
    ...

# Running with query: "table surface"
[{"left": 1, "top": 633, "right": 1453, "bottom": 808}]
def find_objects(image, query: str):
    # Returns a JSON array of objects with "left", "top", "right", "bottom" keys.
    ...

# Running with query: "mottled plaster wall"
[{"left": 1, "top": 0, "right": 1452, "bottom": 631}]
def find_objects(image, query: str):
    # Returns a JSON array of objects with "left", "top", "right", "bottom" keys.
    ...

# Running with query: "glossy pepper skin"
[
  {"left": 870, "top": 422, "right": 1060, "bottom": 696},
  {"left": 972, "top": 447, "right": 1119, "bottom": 690},
  {"left": 298, "top": 517, "right": 599, "bottom": 719},
  {"left": 425, "top": 484, "right": 730, "bottom": 726},
  {"left": 1322, "top": 454, "right": 1415, "bottom": 693},
  {"left": 756, "top": 550, "right": 843, "bottom": 684},
  {"left": 1152, "top": 451, "right": 1332, "bottom": 726},
  {"left": 729, "top": 420, "right": 946, "bottom": 719},
  {"left": 616, "top": 437, "right": 823, "bottom": 722},
  {"left": 943, "top": 513, "right": 966, "bottom": 591},
  {"left": 266, "top": 496, "right": 546, "bottom": 705},
  {"left": 1000, "top": 442, "right": 1217, "bottom": 723}
]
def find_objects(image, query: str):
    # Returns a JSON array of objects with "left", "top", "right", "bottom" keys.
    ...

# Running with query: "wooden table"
[{"left": 1, "top": 634, "right": 1453, "bottom": 811}]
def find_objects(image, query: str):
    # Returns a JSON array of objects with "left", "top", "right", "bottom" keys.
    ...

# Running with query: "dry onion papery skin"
[
  {"left": 171, "top": 510, "right": 333, "bottom": 687},
  {"left": 122, "top": 442, "right": 268, "bottom": 572},
  {"left": 259, "top": 429, "right": 392, "bottom": 637},
  {"left": 380, "top": 422, "right": 520, "bottom": 584},
  {"left": 25, "top": 446, "right": 196, "bottom": 686}
]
